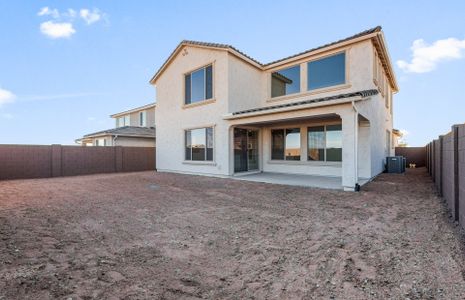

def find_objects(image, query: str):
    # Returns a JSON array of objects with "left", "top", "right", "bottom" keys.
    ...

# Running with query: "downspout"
[
  {"left": 351, "top": 100, "right": 359, "bottom": 190},
  {"left": 112, "top": 134, "right": 118, "bottom": 146}
]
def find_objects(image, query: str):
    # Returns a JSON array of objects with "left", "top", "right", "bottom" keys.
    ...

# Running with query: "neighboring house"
[
  {"left": 392, "top": 129, "right": 405, "bottom": 147},
  {"left": 150, "top": 26, "right": 398, "bottom": 191},
  {"left": 76, "top": 103, "right": 156, "bottom": 147}
]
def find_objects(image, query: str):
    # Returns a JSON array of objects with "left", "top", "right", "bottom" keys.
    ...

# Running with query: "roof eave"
[
  {"left": 110, "top": 103, "right": 156, "bottom": 118},
  {"left": 264, "top": 32, "right": 379, "bottom": 70},
  {"left": 149, "top": 42, "right": 262, "bottom": 85},
  {"left": 223, "top": 95, "right": 368, "bottom": 120},
  {"left": 373, "top": 32, "right": 399, "bottom": 93}
]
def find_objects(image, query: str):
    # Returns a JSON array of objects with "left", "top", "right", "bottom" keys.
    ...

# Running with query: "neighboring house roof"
[
  {"left": 111, "top": 103, "right": 156, "bottom": 118},
  {"left": 82, "top": 126, "right": 156, "bottom": 139},
  {"left": 230, "top": 89, "right": 379, "bottom": 116},
  {"left": 149, "top": 26, "right": 398, "bottom": 92},
  {"left": 392, "top": 129, "right": 402, "bottom": 137}
]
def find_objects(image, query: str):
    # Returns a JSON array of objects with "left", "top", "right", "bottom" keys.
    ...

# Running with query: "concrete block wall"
[
  {"left": 426, "top": 124, "right": 464, "bottom": 229},
  {"left": 0, "top": 144, "right": 156, "bottom": 180}
]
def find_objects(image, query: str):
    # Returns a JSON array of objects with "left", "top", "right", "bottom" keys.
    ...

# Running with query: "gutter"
[{"left": 222, "top": 95, "right": 366, "bottom": 120}]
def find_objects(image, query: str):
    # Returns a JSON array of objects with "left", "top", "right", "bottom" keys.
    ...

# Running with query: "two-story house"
[
  {"left": 150, "top": 26, "right": 398, "bottom": 191},
  {"left": 76, "top": 103, "right": 156, "bottom": 147}
]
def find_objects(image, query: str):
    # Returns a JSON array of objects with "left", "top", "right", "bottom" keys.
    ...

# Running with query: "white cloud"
[
  {"left": 1, "top": 113, "right": 14, "bottom": 119},
  {"left": 37, "top": 7, "right": 60, "bottom": 18},
  {"left": 40, "top": 21, "right": 76, "bottom": 39},
  {"left": 79, "top": 8, "right": 102, "bottom": 25},
  {"left": 397, "top": 37, "right": 465, "bottom": 73},
  {"left": 65, "top": 9, "right": 77, "bottom": 18},
  {"left": 20, "top": 92, "right": 106, "bottom": 101},
  {"left": 0, "top": 88, "right": 16, "bottom": 107}
]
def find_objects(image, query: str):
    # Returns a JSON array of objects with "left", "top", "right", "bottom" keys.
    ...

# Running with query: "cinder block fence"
[
  {"left": 0, "top": 144, "right": 156, "bottom": 180},
  {"left": 426, "top": 124, "right": 465, "bottom": 229}
]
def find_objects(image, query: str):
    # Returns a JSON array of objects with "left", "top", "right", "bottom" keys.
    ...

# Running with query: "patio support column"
[{"left": 341, "top": 110, "right": 358, "bottom": 191}]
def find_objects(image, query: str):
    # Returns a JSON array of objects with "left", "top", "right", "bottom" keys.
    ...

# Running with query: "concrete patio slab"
[{"left": 232, "top": 172, "right": 370, "bottom": 190}]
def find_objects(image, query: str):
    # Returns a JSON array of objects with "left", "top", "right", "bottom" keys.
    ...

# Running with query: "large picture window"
[
  {"left": 185, "top": 65, "right": 213, "bottom": 105},
  {"left": 308, "top": 124, "right": 342, "bottom": 162},
  {"left": 185, "top": 127, "right": 214, "bottom": 161},
  {"left": 271, "top": 128, "right": 301, "bottom": 160},
  {"left": 307, "top": 52, "right": 345, "bottom": 91},
  {"left": 271, "top": 65, "right": 300, "bottom": 98}
]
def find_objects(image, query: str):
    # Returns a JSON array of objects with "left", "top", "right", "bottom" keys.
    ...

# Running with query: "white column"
[{"left": 341, "top": 110, "right": 358, "bottom": 191}]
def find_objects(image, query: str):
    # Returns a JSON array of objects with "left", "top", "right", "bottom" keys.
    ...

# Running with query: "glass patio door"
[{"left": 234, "top": 128, "right": 259, "bottom": 173}]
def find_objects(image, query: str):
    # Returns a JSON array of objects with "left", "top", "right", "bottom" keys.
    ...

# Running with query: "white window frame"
[
  {"left": 139, "top": 111, "right": 147, "bottom": 127},
  {"left": 270, "top": 128, "right": 301, "bottom": 161},
  {"left": 184, "top": 127, "right": 214, "bottom": 162},
  {"left": 307, "top": 124, "right": 343, "bottom": 162}
]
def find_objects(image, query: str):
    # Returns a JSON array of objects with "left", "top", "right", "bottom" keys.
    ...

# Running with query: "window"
[
  {"left": 185, "top": 65, "right": 213, "bottom": 105},
  {"left": 385, "top": 86, "right": 390, "bottom": 109},
  {"left": 117, "top": 115, "right": 130, "bottom": 127},
  {"left": 308, "top": 124, "right": 342, "bottom": 162},
  {"left": 308, "top": 52, "right": 345, "bottom": 90},
  {"left": 139, "top": 111, "right": 147, "bottom": 127},
  {"left": 271, "top": 128, "right": 301, "bottom": 160},
  {"left": 271, "top": 65, "right": 300, "bottom": 98},
  {"left": 185, "top": 127, "right": 213, "bottom": 161}
]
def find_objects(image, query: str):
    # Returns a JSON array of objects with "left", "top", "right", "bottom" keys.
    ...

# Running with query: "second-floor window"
[
  {"left": 271, "top": 65, "right": 300, "bottom": 98},
  {"left": 185, "top": 65, "right": 213, "bottom": 105},
  {"left": 307, "top": 52, "right": 346, "bottom": 91},
  {"left": 117, "top": 115, "right": 130, "bottom": 127},
  {"left": 139, "top": 111, "right": 147, "bottom": 127}
]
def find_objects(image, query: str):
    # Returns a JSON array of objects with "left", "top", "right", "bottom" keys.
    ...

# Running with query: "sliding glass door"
[{"left": 234, "top": 128, "right": 259, "bottom": 173}]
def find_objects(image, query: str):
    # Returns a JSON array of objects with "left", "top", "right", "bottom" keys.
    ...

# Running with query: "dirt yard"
[{"left": 1, "top": 169, "right": 464, "bottom": 299}]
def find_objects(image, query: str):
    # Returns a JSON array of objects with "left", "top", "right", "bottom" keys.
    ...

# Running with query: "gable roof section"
[
  {"left": 111, "top": 103, "right": 156, "bottom": 118},
  {"left": 83, "top": 126, "right": 156, "bottom": 139},
  {"left": 263, "top": 26, "right": 381, "bottom": 67},
  {"left": 149, "top": 40, "right": 263, "bottom": 84},
  {"left": 149, "top": 26, "right": 398, "bottom": 92}
]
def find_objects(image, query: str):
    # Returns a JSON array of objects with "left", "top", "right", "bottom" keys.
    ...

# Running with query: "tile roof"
[
  {"left": 180, "top": 40, "right": 263, "bottom": 66},
  {"left": 84, "top": 126, "right": 156, "bottom": 138},
  {"left": 150, "top": 26, "right": 382, "bottom": 84},
  {"left": 231, "top": 89, "right": 379, "bottom": 116},
  {"left": 264, "top": 26, "right": 382, "bottom": 66}
]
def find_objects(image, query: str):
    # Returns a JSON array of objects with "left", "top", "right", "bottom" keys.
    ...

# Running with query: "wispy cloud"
[
  {"left": 0, "top": 88, "right": 16, "bottom": 107},
  {"left": 40, "top": 21, "right": 76, "bottom": 39},
  {"left": 397, "top": 37, "right": 465, "bottom": 73},
  {"left": 37, "top": 7, "right": 106, "bottom": 39},
  {"left": 1, "top": 113, "right": 14, "bottom": 120},
  {"left": 37, "top": 7, "right": 60, "bottom": 18},
  {"left": 19, "top": 92, "right": 106, "bottom": 102},
  {"left": 79, "top": 8, "right": 102, "bottom": 25}
]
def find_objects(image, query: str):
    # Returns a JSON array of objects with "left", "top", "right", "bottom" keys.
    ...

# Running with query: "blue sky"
[{"left": 0, "top": 1, "right": 464, "bottom": 146}]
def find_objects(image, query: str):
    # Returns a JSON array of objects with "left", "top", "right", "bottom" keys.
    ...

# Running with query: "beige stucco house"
[
  {"left": 76, "top": 103, "right": 156, "bottom": 147},
  {"left": 150, "top": 26, "right": 398, "bottom": 191}
]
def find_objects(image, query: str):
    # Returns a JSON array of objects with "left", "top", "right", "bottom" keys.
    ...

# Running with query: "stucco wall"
[
  {"left": 153, "top": 39, "right": 395, "bottom": 185},
  {"left": 228, "top": 55, "right": 265, "bottom": 112},
  {"left": 123, "top": 106, "right": 156, "bottom": 127},
  {"left": 155, "top": 46, "right": 231, "bottom": 175},
  {"left": 115, "top": 137, "right": 155, "bottom": 147}
]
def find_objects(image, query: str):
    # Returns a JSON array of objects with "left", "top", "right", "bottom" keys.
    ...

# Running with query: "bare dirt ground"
[{"left": 1, "top": 168, "right": 465, "bottom": 299}]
